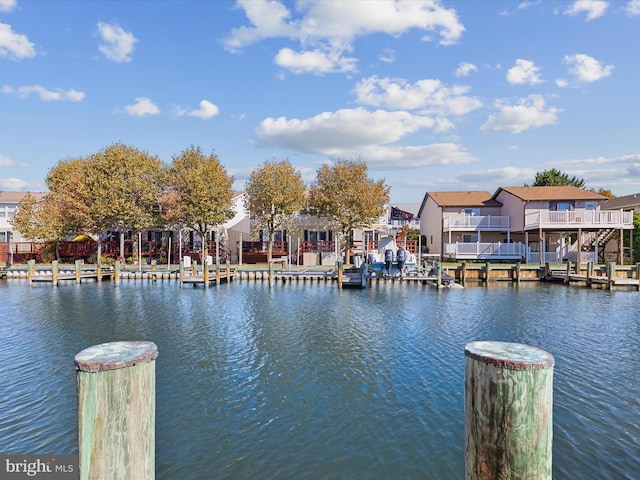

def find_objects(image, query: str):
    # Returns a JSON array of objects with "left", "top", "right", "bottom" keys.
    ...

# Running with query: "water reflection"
[{"left": 0, "top": 280, "right": 638, "bottom": 479}]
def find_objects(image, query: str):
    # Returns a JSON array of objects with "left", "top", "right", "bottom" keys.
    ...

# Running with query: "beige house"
[{"left": 419, "top": 186, "right": 634, "bottom": 264}]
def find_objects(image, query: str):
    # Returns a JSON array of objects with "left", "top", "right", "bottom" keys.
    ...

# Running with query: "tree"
[
  {"left": 527, "top": 168, "right": 586, "bottom": 188},
  {"left": 308, "top": 159, "right": 389, "bottom": 258},
  {"left": 590, "top": 187, "right": 616, "bottom": 199},
  {"left": 244, "top": 159, "right": 306, "bottom": 263},
  {"left": 166, "top": 146, "right": 235, "bottom": 260}
]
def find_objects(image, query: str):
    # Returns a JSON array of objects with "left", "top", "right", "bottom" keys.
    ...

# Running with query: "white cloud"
[
  {"left": 0, "top": 0, "right": 16, "bottom": 13},
  {"left": 275, "top": 47, "right": 357, "bottom": 75},
  {"left": 256, "top": 108, "right": 436, "bottom": 153},
  {"left": 123, "top": 97, "right": 160, "bottom": 117},
  {"left": 480, "top": 95, "right": 561, "bottom": 134},
  {"left": 378, "top": 48, "right": 395, "bottom": 64},
  {"left": 188, "top": 100, "right": 220, "bottom": 119},
  {"left": 97, "top": 22, "right": 138, "bottom": 63},
  {"left": 564, "top": 0, "right": 608, "bottom": 20},
  {"left": 0, "top": 154, "right": 16, "bottom": 167},
  {"left": 0, "top": 23, "right": 36, "bottom": 60},
  {"left": 225, "top": 0, "right": 464, "bottom": 74},
  {"left": 457, "top": 166, "right": 536, "bottom": 186},
  {"left": 2, "top": 85, "right": 85, "bottom": 102},
  {"left": 507, "top": 59, "right": 543, "bottom": 85},
  {"left": 564, "top": 53, "right": 613, "bottom": 83},
  {"left": 327, "top": 143, "right": 477, "bottom": 169},
  {"left": 455, "top": 62, "right": 477, "bottom": 77},
  {"left": 627, "top": 0, "right": 640, "bottom": 15},
  {"left": 353, "top": 76, "right": 482, "bottom": 117},
  {"left": 0, "top": 177, "right": 29, "bottom": 190}
]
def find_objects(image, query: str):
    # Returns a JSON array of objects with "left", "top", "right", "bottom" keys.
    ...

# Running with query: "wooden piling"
[
  {"left": 565, "top": 260, "right": 571, "bottom": 284},
  {"left": 114, "top": 261, "right": 121, "bottom": 283},
  {"left": 75, "top": 260, "right": 82, "bottom": 282},
  {"left": 52, "top": 260, "right": 59, "bottom": 285},
  {"left": 27, "top": 259, "right": 35, "bottom": 281},
  {"left": 436, "top": 262, "right": 442, "bottom": 288},
  {"left": 465, "top": 341, "right": 554, "bottom": 480},
  {"left": 96, "top": 258, "right": 102, "bottom": 282},
  {"left": 607, "top": 262, "right": 616, "bottom": 289},
  {"left": 337, "top": 261, "right": 343, "bottom": 288},
  {"left": 461, "top": 261, "right": 467, "bottom": 285},
  {"left": 215, "top": 262, "right": 220, "bottom": 283},
  {"left": 75, "top": 341, "right": 158, "bottom": 480}
]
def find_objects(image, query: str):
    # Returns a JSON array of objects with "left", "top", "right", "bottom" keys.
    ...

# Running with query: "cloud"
[
  {"left": 0, "top": 177, "right": 30, "bottom": 190},
  {"left": 225, "top": 0, "right": 464, "bottom": 74},
  {"left": 256, "top": 108, "right": 437, "bottom": 153},
  {"left": 480, "top": 95, "right": 561, "bottom": 134},
  {"left": 563, "top": 53, "right": 613, "bottom": 83},
  {"left": 2, "top": 84, "right": 85, "bottom": 101},
  {"left": 353, "top": 76, "right": 482, "bottom": 117},
  {"left": 188, "top": 100, "right": 220, "bottom": 119},
  {"left": 275, "top": 47, "right": 357, "bottom": 75},
  {"left": 378, "top": 48, "right": 395, "bottom": 64},
  {"left": 564, "top": 0, "right": 608, "bottom": 20},
  {"left": 507, "top": 59, "right": 543, "bottom": 85},
  {"left": 455, "top": 62, "right": 477, "bottom": 77},
  {"left": 457, "top": 166, "right": 537, "bottom": 186},
  {"left": 627, "top": 0, "right": 640, "bottom": 15},
  {"left": 0, "top": 154, "right": 18, "bottom": 167},
  {"left": 0, "top": 0, "right": 16, "bottom": 13},
  {"left": 327, "top": 143, "right": 477, "bottom": 169},
  {"left": 0, "top": 22, "right": 36, "bottom": 60},
  {"left": 123, "top": 97, "right": 160, "bottom": 117},
  {"left": 97, "top": 22, "right": 138, "bottom": 62}
]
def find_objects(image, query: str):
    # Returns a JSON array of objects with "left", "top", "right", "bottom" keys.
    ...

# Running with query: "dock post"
[
  {"left": 96, "top": 258, "right": 102, "bottom": 282},
  {"left": 337, "top": 261, "right": 343, "bottom": 288},
  {"left": 436, "top": 262, "right": 442, "bottom": 288},
  {"left": 515, "top": 262, "right": 521, "bottom": 283},
  {"left": 465, "top": 341, "right": 554, "bottom": 480},
  {"left": 75, "top": 260, "right": 82, "bottom": 283},
  {"left": 226, "top": 261, "right": 230, "bottom": 280},
  {"left": 114, "top": 261, "right": 121, "bottom": 283},
  {"left": 636, "top": 262, "right": 640, "bottom": 281},
  {"left": 216, "top": 261, "right": 220, "bottom": 283},
  {"left": 485, "top": 261, "right": 491, "bottom": 282},
  {"left": 564, "top": 260, "right": 571, "bottom": 284},
  {"left": 461, "top": 261, "right": 467, "bottom": 285},
  {"left": 52, "top": 260, "right": 59, "bottom": 286},
  {"left": 27, "top": 259, "right": 35, "bottom": 281},
  {"left": 544, "top": 262, "right": 550, "bottom": 279},
  {"left": 192, "top": 261, "right": 197, "bottom": 277},
  {"left": 203, "top": 259, "right": 209, "bottom": 285},
  {"left": 75, "top": 341, "right": 158, "bottom": 480},
  {"left": 607, "top": 262, "right": 616, "bottom": 290},
  {"left": 179, "top": 261, "right": 184, "bottom": 283}
]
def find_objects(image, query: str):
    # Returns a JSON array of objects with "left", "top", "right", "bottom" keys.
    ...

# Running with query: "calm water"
[{"left": 0, "top": 278, "right": 638, "bottom": 479}]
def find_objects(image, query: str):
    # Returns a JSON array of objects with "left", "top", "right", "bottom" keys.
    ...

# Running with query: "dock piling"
[
  {"left": 75, "top": 341, "right": 158, "bottom": 480},
  {"left": 465, "top": 341, "right": 554, "bottom": 480}
]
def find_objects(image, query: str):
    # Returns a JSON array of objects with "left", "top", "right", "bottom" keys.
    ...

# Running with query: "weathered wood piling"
[
  {"left": 465, "top": 341, "right": 554, "bottom": 480},
  {"left": 75, "top": 341, "right": 158, "bottom": 480}
]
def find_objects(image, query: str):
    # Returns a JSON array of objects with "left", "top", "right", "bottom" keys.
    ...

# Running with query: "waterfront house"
[
  {"left": 419, "top": 186, "right": 634, "bottom": 264},
  {"left": 418, "top": 191, "right": 519, "bottom": 261}
]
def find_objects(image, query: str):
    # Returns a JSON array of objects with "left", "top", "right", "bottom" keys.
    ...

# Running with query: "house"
[
  {"left": 418, "top": 191, "right": 518, "bottom": 260},
  {"left": 419, "top": 186, "right": 634, "bottom": 264}
]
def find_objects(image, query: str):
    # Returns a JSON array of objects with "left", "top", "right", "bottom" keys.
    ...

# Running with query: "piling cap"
[
  {"left": 465, "top": 341, "right": 554, "bottom": 370},
  {"left": 75, "top": 341, "right": 158, "bottom": 373}
]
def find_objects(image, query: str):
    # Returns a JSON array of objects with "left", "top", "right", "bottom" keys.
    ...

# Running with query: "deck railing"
[
  {"left": 443, "top": 214, "right": 510, "bottom": 231},
  {"left": 525, "top": 209, "right": 633, "bottom": 229},
  {"left": 444, "top": 241, "right": 526, "bottom": 260}
]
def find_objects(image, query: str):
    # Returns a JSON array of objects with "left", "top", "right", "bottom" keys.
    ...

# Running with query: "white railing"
[
  {"left": 444, "top": 241, "right": 526, "bottom": 260},
  {"left": 525, "top": 209, "right": 633, "bottom": 229},
  {"left": 443, "top": 214, "right": 510, "bottom": 231}
]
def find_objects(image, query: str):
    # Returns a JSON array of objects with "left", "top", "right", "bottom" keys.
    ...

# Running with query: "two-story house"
[{"left": 419, "top": 186, "right": 634, "bottom": 264}]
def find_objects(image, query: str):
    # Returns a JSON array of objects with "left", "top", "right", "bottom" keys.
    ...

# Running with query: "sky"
[{"left": 1, "top": 0, "right": 640, "bottom": 204}]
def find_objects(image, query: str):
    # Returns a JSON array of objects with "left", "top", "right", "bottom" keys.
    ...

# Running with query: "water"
[{"left": 0, "top": 279, "right": 638, "bottom": 479}]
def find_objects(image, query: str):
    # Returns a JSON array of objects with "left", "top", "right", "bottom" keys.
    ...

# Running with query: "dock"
[
  {"left": 181, "top": 269, "right": 235, "bottom": 287},
  {"left": 30, "top": 269, "right": 114, "bottom": 285}
]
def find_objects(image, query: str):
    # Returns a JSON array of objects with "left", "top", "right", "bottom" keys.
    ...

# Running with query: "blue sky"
[{"left": 1, "top": 0, "right": 640, "bottom": 204}]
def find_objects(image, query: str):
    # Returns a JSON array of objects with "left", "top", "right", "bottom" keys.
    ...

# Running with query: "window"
[
  {"left": 0, "top": 232, "right": 6, "bottom": 242},
  {"left": 550, "top": 201, "right": 572, "bottom": 211},
  {"left": 305, "top": 230, "right": 332, "bottom": 242},
  {"left": 585, "top": 202, "right": 597, "bottom": 211},
  {"left": 462, "top": 234, "right": 479, "bottom": 242},
  {"left": 463, "top": 208, "right": 480, "bottom": 216}
]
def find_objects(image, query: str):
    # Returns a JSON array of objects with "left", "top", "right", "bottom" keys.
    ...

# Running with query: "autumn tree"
[
  {"left": 528, "top": 168, "right": 586, "bottom": 188},
  {"left": 165, "top": 145, "right": 235, "bottom": 260},
  {"left": 83, "top": 143, "right": 167, "bottom": 262},
  {"left": 244, "top": 159, "right": 306, "bottom": 263},
  {"left": 308, "top": 159, "right": 389, "bottom": 258}
]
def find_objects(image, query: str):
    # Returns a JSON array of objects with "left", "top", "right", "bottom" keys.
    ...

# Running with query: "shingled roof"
[
  {"left": 0, "top": 191, "right": 48, "bottom": 203},
  {"left": 493, "top": 186, "right": 605, "bottom": 202},
  {"left": 426, "top": 191, "right": 502, "bottom": 207}
]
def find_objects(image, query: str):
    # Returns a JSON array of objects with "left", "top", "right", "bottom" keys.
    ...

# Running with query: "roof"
[
  {"left": 493, "top": 186, "right": 605, "bottom": 202},
  {"left": 389, "top": 203, "right": 421, "bottom": 217},
  {"left": 601, "top": 192, "right": 640, "bottom": 210},
  {"left": 0, "top": 191, "right": 48, "bottom": 203},
  {"left": 426, "top": 191, "right": 501, "bottom": 208}
]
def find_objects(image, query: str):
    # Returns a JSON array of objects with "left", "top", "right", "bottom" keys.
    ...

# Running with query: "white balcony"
[
  {"left": 524, "top": 209, "right": 633, "bottom": 230},
  {"left": 443, "top": 214, "right": 510, "bottom": 232},
  {"left": 444, "top": 241, "right": 526, "bottom": 260}
]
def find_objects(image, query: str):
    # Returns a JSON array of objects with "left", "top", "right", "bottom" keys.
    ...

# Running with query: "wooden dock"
[
  {"left": 548, "top": 272, "right": 639, "bottom": 290},
  {"left": 30, "top": 269, "right": 114, "bottom": 285},
  {"left": 180, "top": 269, "right": 235, "bottom": 287}
]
